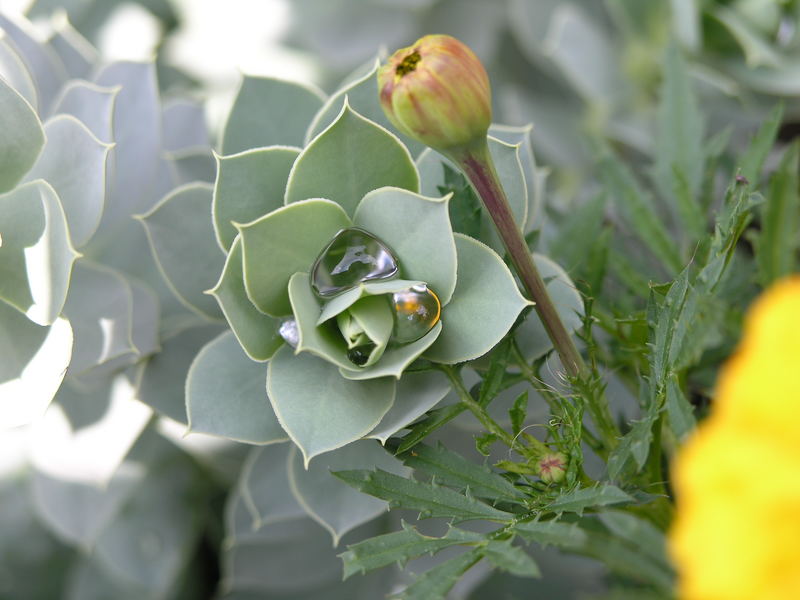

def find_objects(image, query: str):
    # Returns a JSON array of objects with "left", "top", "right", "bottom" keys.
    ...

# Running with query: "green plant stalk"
[
  {"left": 440, "top": 365, "right": 538, "bottom": 454},
  {"left": 448, "top": 139, "right": 586, "bottom": 379}
]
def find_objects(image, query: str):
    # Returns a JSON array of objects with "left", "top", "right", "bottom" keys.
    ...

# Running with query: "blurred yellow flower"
[{"left": 669, "top": 276, "right": 800, "bottom": 600}]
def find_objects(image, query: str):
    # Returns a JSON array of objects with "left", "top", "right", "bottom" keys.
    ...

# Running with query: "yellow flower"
[{"left": 669, "top": 276, "right": 800, "bottom": 600}]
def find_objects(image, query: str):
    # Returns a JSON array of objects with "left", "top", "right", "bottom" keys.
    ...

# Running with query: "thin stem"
[
  {"left": 450, "top": 140, "right": 586, "bottom": 378},
  {"left": 440, "top": 365, "right": 519, "bottom": 450},
  {"left": 510, "top": 341, "right": 604, "bottom": 454}
]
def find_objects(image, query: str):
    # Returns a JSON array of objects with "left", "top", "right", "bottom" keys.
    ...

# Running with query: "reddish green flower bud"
[
  {"left": 378, "top": 34, "right": 491, "bottom": 155},
  {"left": 536, "top": 452, "right": 567, "bottom": 484}
]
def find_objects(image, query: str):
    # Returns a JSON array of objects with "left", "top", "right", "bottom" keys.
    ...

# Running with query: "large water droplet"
[
  {"left": 391, "top": 284, "right": 441, "bottom": 343},
  {"left": 311, "top": 228, "right": 398, "bottom": 297}
]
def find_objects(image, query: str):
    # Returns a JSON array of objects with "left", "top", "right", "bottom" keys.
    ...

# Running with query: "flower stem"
[
  {"left": 440, "top": 365, "right": 518, "bottom": 449},
  {"left": 449, "top": 140, "right": 586, "bottom": 379}
]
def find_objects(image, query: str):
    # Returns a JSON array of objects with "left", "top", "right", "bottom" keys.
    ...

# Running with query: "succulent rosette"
[{"left": 194, "top": 91, "right": 538, "bottom": 464}]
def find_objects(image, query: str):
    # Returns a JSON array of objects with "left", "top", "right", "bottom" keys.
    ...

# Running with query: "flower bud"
[
  {"left": 378, "top": 34, "right": 491, "bottom": 155},
  {"left": 536, "top": 452, "right": 567, "bottom": 484}
]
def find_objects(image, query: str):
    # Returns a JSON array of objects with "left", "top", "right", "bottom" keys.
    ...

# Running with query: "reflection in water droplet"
[
  {"left": 391, "top": 284, "right": 441, "bottom": 343},
  {"left": 278, "top": 318, "right": 299, "bottom": 348},
  {"left": 311, "top": 228, "right": 398, "bottom": 297},
  {"left": 347, "top": 344, "right": 375, "bottom": 366}
]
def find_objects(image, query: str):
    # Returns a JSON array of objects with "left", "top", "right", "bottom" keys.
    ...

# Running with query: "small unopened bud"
[
  {"left": 536, "top": 452, "right": 567, "bottom": 484},
  {"left": 378, "top": 34, "right": 491, "bottom": 155}
]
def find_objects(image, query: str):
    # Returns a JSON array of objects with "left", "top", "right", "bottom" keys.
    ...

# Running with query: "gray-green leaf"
[
  {"left": 208, "top": 237, "right": 283, "bottom": 362},
  {"left": 267, "top": 346, "right": 395, "bottom": 464},
  {"left": 186, "top": 331, "right": 286, "bottom": 444},
  {"left": 0, "top": 180, "right": 78, "bottom": 325},
  {"left": 425, "top": 234, "right": 532, "bottom": 364},
  {"left": 238, "top": 199, "right": 351, "bottom": 317},
  {"left": 24, "top": 115, "right": 111, "bottom": 247},
  {"left": 138, "top": 183, "right": 224, "bottom": 320},
  {"left": 0, "top": 75, "right": 44, "bottom": 193},
  {"left": 221, "top": 75, "right": 325, "bottom": 154},
  {"left": 212, "top": 146, "right": 299, "bottom": 251},
  {"left": 285, "top": 103, "right": 419, "bottom": 215}
]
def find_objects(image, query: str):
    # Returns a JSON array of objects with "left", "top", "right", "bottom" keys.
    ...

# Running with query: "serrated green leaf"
[
  {"left": 509, "top": 390, "right": 529, "bottom": 435},
  {"left": 354, "top": 187, "right": 457, "bottom": 304},
  {"left": 596, "top": 145, "right": 682, "bottom": 273},
  {"left": 267, "top": 346, "right": 395, "bottom": 464},
  {"left": 286, "top": 104, "right": 419, "bottom": 215},
  {"left": 367, "top": 370, "right": 451, "bottom": 444},
  {"left": 341, "top": 522, "right": 483, "bottom": 578},
  {"left": 51, "top": 80, "right": 117, "bottom": 143},
  {"left": 238, "top": 199, "right": 351, "bottom": 316},
  {"left": 208, "top": 237, "right": 283, "bottom": 362},
  {"left": 756, "top": 141, "right": 799, "bottom": 285},
  {"left": 24, "top": 115, "right": 111, "bottom": 247},
  {"left": 665, "top": 373, "right": 695, "bottom": 442},
  {"left": 0, "top": 180, "right": 79, "bottom": 325},
  {"left": 288, "top": 440, "right": 407, "bottom": 544},
  {"left": 396, "top": 404, "right": 466, "bottom": 454},
  {"left": 514, "top": 253, "right": 584, "bottom": 362},
  {"left": 426, "top": 234, "right": 531, "bottom": 364},
  {"left": 221, "top": 75, "right": 324, "bottom": 154},
  {"left": 186, "top": 331, "right": 286, "bottom": 444},
  {"left": 0, "top": 75, "right": 44, "bottom": 193},
  {"left": 479, "top": 338, "right": 511, "bottom": 407},
  {"left": 547, "top": 485, "right": 634, "bottom": 515},
  {"left": 607, "top": 399, "right": 660, "bottom": 481},
  {"left": 138, "top": 183, "right": 224, "bottom": 320},
  {"left": 482, "top": 539, "right": 540, "bottom": 578},
  {"left": 393, "top": 548, "right": 482, "bottom": 600},
  {"left": 654, "top": 44, "right": 705, "bottom": 238},
  {"left": 652, "top": 267, "right": 690, "bottom": 383},
  {"left": 513, "top": 520, "right": 588, "bottom": 548},
  {"left": 739, "top": 102, "right": 783, "bottom": 187},
  {"left": 399, "top": 442, "right": 525, "bottom": 502},
  {"left": 137, "top": 324, "right": 223, "bottom": 422},
  {"left": 212, "top": 146, "right": 299, "bottom": 251},
  {"left": 438, "top": 163, "right": 482, "bottom": 239},
  {"left": 333, "top": 469, "right": 513, "bottom": 522}
]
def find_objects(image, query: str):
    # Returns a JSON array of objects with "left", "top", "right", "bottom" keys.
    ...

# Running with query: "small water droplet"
[
  {"left": 347, "top": 344, "right": 375, "bottom": 366},
  {"left": 391, "top": 284, "right": 441, "bottom": 343},
  {"left": 278, "top": 318, "right": 299, "bottom": 347}
]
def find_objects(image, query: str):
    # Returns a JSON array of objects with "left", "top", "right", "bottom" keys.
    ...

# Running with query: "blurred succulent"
[{"left": 0, "top": 9, "right": 228, "bottom": 598}]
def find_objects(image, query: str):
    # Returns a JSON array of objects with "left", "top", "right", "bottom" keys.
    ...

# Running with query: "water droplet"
[
  {"left": 347, "top": 344, "right": 375, "bottom": 366},
  {"left": 311, "top": 228, "right": 398, "bottom": 297},
  {"left": 391, "top": 284, "right": 441, "bottom": 343},
  {"left": 278, "top": 318, "right": 299, "bottom": 348}
]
